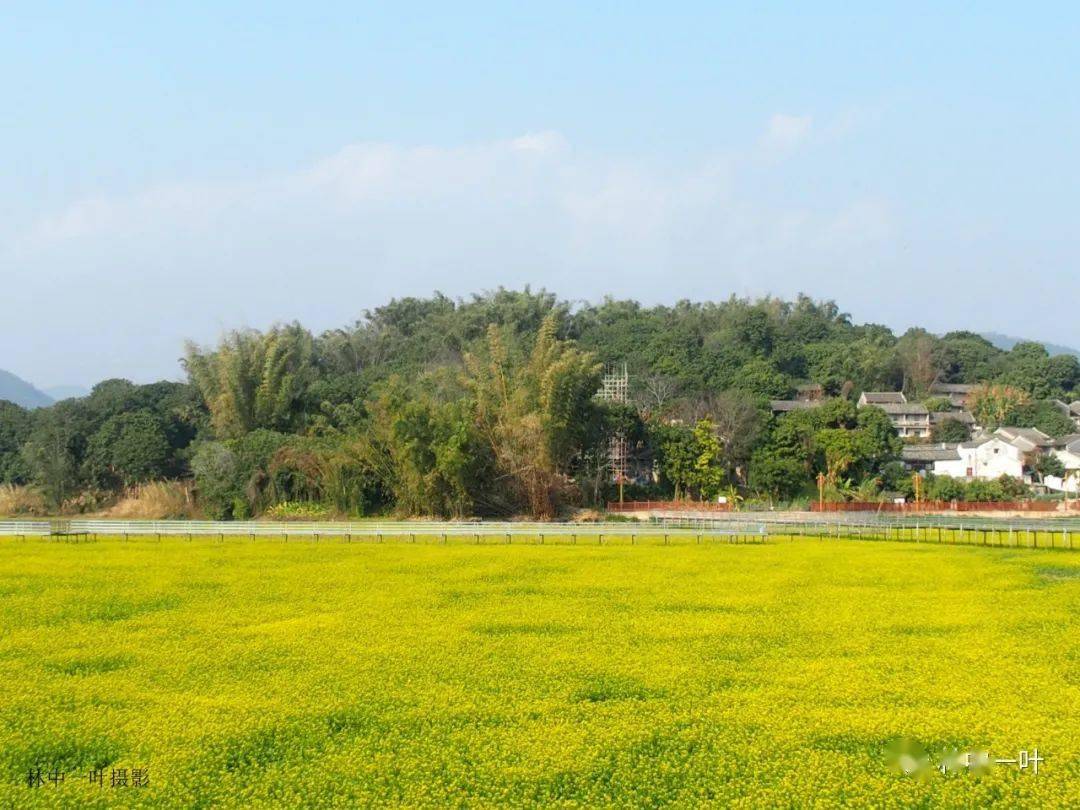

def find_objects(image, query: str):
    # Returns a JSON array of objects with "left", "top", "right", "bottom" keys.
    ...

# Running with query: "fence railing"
[
  {"left": 609, "top": 499, "right": 1079, "bottom": 515},
  {"left": 0, "top": 519, "right": 763, "bottom": 542},
  {"left": 2, "top": 517, "right": 1078, "bottom": 551},
  {"left": 608, "top": 500, "right": 734, "bottom": 513},
  {"left": 0, "top": 521, "right": 50, "bottom": 536},
  {"left": 810, "top": 500, "right": 1072, "bottom": 513}
]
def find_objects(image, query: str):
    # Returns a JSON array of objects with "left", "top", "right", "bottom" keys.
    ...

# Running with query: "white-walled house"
[
  {"left": 902, "top": 437, "right": 1026, "bottom": 481},
  {"left": 1045, "top": 438, "right": 1080, "bottom": 494},
  {"left": 993, "top": 426, "right": 1054, "bottom": 453},
  {"left": 940, "top": 437, "right": 1025, "bottom": 480}
]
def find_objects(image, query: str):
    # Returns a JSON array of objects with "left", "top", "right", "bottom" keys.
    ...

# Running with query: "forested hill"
[
  {"left": 2, "top": 289, "right": 1079, "bottom": 519},
  {"left": 290, "top": 290, "right": 1079, "bottom": 400},
  {"left": 177, "top": 290, "right": 1077, "bottom": 400}
]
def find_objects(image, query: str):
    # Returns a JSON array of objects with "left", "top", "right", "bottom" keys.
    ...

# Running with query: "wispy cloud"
[
  {"left": 4, "top": 118, "right": 898, "bottom": 385},
  {"left": 759, "top": 113, "right": 814, "bottom": 157}
]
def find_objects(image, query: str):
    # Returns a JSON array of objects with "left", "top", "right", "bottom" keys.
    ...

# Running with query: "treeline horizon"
[{"left": 3, "top": 288, "right": 1079, "bottom": 518}]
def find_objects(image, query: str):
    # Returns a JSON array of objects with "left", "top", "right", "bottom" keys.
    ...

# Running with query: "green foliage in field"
[{"left": 1, "top": 540, "right": 1078, "bottom": 806}]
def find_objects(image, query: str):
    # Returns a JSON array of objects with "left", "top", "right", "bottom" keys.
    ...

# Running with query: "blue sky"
[{"left": 3, "top": 3, "right": 1079, "bottom": 387}]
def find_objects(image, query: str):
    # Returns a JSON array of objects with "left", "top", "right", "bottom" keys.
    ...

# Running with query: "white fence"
[
  {"left": 4, "top": 516, "right": 1074, "bottom": 549},
  {"left": 0, "top": 519, "right": 767, "bottom": 543}
]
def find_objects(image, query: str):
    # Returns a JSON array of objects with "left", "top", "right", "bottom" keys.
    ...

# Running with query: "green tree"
[
  {"left": 1045, "top": 354, "right": 1080, "bottom": 395},
  {"left": 813, "top": 428, "right": 859, "bottom": 486},
  {"left": 652, "top": 422, "right": 697, "bottom": 500},
  {"left": 0, "top": 401, "right": 31, "bottom": 484},
  {"left": 923, "top": 397, "right": 953, "bottom": 413},
  {"left": 998, "top": 342, "right": 1055, "bottom": 398},
  {"left": 184, "top": 323, "right": 316, "bottom": 438},
  {"left": 1033, "top": 454, "right": 1066, "bottom": 484},
  {"left": 969, "top": 384, "right": 1030, "bottom": 429},
  {"left": 965, "top": 478, "right": 1004, "bottom": 502},
  {"left": 1003, "top": 401, "right": 1077, "bottom": 438},
  {"left": 464, "top": 315, "right": 601, "bottom": 517},
  {"left": 21, "top": 409, "right": 81, "bottom": 508},
  {"left": 933, "top": 331, "right": 1000, "bottom": 383},
  {"left": 689, "top": 419, "right": 726, "bottom": 500},
  {"left": 925, "top": 474, "right": 964, "bottom": 502},
  {"left": 364, "top": 379, "right": 489, "bottom": 517},
  {"left": 190, "top": 442, "right": 240, "bottom": 519},
  {"left": 930, "top": 417, "right": 972, "bottom": 443},
  {"left": 895, "top": 328, "right": 939, "bottom": 397},
  {"left": 85, "top": 411, "right": 171, "bottom": 488},
  {"left": 191, "top": 430, "right": 290, "bottom": 518},
  {"left": 748, "top": 451, "right": 806, "bottom": 500},
  {"left": 852, "top": 406, "right": 903, "bottom": 476}
]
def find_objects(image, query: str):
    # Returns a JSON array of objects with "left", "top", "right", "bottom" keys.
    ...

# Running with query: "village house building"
[
  {"left": 1045, "top": 437, "right": 1080, "bottom": 494},
  {"left": 769, "top": 399, "right": 822, "bottom": 417},
  {"left": 930, "top": 410, "right": 976, "bottom": 430},
  {"left": 770, "top": 382, "right": 827, "bottom": 417},
  {"left": 902, "top": 437, "right": 1027, "bottom": 481},
  {"left": 928, "top": 382, "right": 977, "bottom": 410},
  {"left": 993, "top": 426, "right": 1055, "bottom": 453},
  {"left": 857, "top": 391, "right": 931, "bottom": 438}
]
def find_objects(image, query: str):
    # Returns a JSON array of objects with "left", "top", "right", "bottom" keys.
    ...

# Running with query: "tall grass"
[
  {"left": 0, "top": 484, "right": 47, "bottom": 516},
  {"left": 104, "top": 481, "right": 202, "bottom": 519}
]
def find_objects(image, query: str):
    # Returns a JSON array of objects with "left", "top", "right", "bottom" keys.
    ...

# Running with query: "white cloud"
[
  {"left": 759, "top": 113, "right": 813, "bottom": 156},
  {"left": 510, "top": 130, "right": 568, "bottom": 154},
  {"left": 3, "top": 121, "right": 900, "bottom": 385}
]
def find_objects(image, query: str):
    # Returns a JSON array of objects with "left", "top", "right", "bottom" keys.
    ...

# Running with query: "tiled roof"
[
  {"left": 902, "top": 444, "right": 962, "bottom": 462},
  {"left": 1053, "top": 434, "right": 1080, "bottom": 451},
  {"left": 861, "top": 392, "right": 906, "bottom": 405},
  {"left": 930, "top": 410, "right": 975, "bottom": 425},
  {"left": 929, "top": 382, "right": 977, "bottom": 395},
  {"left": 878, "top": 403, "right": 930, "bottom": 416},
  {"left": 769, "top": 400, "right": 819, "bottom": 413},
  {"left": 995, "top": 426, "right": 1054, "bottom": 448}
]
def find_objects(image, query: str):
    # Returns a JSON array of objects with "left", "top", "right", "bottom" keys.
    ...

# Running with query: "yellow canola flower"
[{"left": 0, "top": 536, "right": 1076, "bottom": 807}]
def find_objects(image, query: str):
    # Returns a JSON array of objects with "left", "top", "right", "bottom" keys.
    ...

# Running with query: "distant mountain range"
[
  {"left": 980, "top": 333, "right": 1080, "bottom": 358},
  {"left": 0, "top": 370, "right": 53, "bottom": 409},
  {"left": 0, "top": 370, "right": 91, "bottom": 409}
]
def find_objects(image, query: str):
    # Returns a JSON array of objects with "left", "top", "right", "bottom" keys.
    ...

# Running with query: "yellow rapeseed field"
[{"left": 0, "top": 536, "right": 1077, "bottom": 807}]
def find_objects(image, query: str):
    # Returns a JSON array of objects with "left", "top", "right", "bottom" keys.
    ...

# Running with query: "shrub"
[
  {"left": 105, "top": 481, "right": 201, "bottom": 519},
  {"left": 925, "top": 475, "right": 964, "bottom": 503},
  {"left": 232, "top": 497, "right": 251, "bottom": 520},
  {"left": 0, "top": 484, "right": 48, "bottom": 516},
  {"left": 964, "top": 479, "right": 1004, "bottom": 502},
  {"left": 263, "top": 501, "right": 332, "bottom": 521}
]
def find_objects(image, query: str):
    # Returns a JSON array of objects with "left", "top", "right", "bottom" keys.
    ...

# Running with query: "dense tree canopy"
[{"left": 3, "top": 289, "right": 1077, "bottom": 515}]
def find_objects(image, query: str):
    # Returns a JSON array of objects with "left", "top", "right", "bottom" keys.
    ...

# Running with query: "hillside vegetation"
[{"left": 1, "top": 290, "right": 1078, "bottom": 517}]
